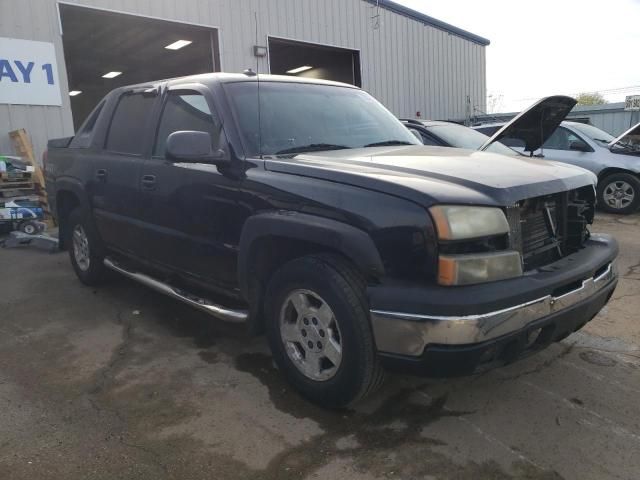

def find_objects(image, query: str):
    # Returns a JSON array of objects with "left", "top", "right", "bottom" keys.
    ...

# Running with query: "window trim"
[
  {"left": 103, "top": 90, "right": 157, "bottom": 156},
  {"left": 543, "top": 126, "right": 594, "bottom": 153},
  {"left": 152, "top": 86, "right": 222, "bottom": 160}
]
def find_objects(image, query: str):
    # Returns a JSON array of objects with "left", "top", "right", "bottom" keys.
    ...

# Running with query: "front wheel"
[
  {"left": 597, "top": 173, "right": 640, "bottom": 214},
  {"left": 264, "top": 254, "right": 384, "bottom": 408},
  {"left": 66, "top": 207, "right": 110, "bottom": 285}
]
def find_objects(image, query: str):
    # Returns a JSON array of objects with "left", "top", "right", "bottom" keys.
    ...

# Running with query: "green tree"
[{"left": 575, "top": 92, "right": 607, "bottom": 105}]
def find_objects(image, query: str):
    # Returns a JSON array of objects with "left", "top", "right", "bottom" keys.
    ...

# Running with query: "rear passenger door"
[{"left": 90, "top": 89, "right": 158, "bottom": 256}]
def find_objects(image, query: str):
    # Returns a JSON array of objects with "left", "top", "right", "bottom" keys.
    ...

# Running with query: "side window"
[
  {"left": 70, "top": 100, "right": 105, "bottom": 148},
  {"left": 418, "top": 131, "right": 441, "bottom": 146},
  {"left": 153, "top": 91, "right": 221, "bottom": 158},
  {"left": 543, "top": 127, "right": 588, "bottom": 151},
  {"left": 105, "top": 92, "right": 156, "bottom": 155}
]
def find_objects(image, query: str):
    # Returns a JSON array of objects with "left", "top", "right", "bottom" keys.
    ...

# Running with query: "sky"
[{"left": 396, "top": 0, "right": 640, "bottom": 112}]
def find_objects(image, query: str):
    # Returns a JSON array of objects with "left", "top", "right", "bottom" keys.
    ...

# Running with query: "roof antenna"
[{"left": 254, "top": 11, "right": 263, "bottom": 159}]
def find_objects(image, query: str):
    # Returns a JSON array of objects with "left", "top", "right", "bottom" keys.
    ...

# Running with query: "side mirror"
[
  {"left": 569, "top": 140, "right": 590, "bottom": 152},
  {"left": 166, "top": 131, "right": 228, "bottom": 164}
]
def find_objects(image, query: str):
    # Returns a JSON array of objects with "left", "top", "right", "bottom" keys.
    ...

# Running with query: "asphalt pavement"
[{"left": 1, "top": 213, "right": 639, "bottom": 480}]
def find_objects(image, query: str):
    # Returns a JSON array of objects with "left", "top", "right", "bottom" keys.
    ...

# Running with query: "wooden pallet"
[
  {"left": 0, "top": 180, "right": 35, "bottom": 190},
  {"left": 0, "top": 171, "right": 32, "bottom": 182},
  {"left": 8, "top": 129, "right": 53, "bottom": 223}
]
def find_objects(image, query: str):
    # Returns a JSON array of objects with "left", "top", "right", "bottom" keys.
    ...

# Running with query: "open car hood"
[
  {"left": 480, "top": 95, "right": 577, "bottom": 153},
  {"left": 609, "top": 122, "right": 640, "bottom": 155}
]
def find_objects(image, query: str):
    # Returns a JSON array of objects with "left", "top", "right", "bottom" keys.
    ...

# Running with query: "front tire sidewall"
[
  {"left": 265, "top": 257, "right": 375, "bottom": 408},
  {"left": 66, "top": 208, "right": 108, "bottom": 285},
  {"left": 598, "top": 173, "right": 640, "bottom": 214}
]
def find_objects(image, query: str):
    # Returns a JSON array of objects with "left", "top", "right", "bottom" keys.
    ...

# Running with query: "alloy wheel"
[
  {"left": 72, "top": 224, "right": 91, "bottom": 271},
  {"left": 279, "top": 289, "right": 343, "bottom": 381}
]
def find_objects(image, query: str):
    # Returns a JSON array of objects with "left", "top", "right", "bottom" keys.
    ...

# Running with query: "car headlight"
[
  {"left": 429, "top": 205, "right": 510, "bottom": 240},
  {"left": 429, "top": 205, "right": 523, "bottom": 286}
]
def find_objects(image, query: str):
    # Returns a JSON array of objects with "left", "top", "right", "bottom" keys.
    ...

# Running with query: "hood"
[
  {"left": 480, "top": 95, "right": 577, "bottom": 153},
  {"left": 609, "top": 122, "right": 640, "bottom": 155},
  {"left": 265, "top": 145, "right": 596, "bottom": 207}
]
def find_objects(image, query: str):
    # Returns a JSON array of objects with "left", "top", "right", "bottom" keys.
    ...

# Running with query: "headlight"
[
  {"left": 430, "top": 205, "right": 509, "bottom": 240},
  {"left": 429, "top": 205, "right": 522, "bottom": 286},
  {"left": 438, "top": 251, "right": 523, "bottom": 286}
]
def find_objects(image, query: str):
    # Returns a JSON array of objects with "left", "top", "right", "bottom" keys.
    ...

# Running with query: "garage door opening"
[
  {"left": 59, "top": 4, "right": 220, "bottom": 129},
  {"left": 268, "top": 37, "right": 361, "bottom": 87}
]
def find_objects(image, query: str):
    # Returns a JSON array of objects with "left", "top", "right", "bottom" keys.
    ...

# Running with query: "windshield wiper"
[
  {"left": 364, "top": 140, "right": 415, "bottom": 147},
  {"left": 274, "top": 143, "right": 351, "bottom": 155}
]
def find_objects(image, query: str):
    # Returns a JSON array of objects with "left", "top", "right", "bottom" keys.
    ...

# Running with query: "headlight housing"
[
  {"left": 430, "top": 205, "right": 510, "bottom": 240},
  {"left": 429, "top": 205, "right": 523, "bottom": 286}
]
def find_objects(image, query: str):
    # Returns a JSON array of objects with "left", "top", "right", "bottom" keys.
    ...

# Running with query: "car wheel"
[
  {"left": 20, "top": 220, "right": 38, "bottom": 235},
  {"left": 598, "top": 173, "right": 640, "bottom": 214},
  {"left": 67, "top": 207, "right": 110, "bottom": 285},
  {"left": 264, "top": 254, "right": 384, "bottom": 408}
]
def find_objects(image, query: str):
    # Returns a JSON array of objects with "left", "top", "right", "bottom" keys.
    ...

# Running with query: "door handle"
[
  {"left": 96, "top": 169, "right": 107, "bottom": 181},
  {"left": 141, "top": 174, "right": 157, "bottom": 190}
]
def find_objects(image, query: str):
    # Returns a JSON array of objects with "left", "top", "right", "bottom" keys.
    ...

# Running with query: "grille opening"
[
  {"left": 594, "top": 263, "right": 610, "bottom": 279},
  {"left": 507, "top": 186, "right": 593, "bottom": 271},
  {"left": 552, "top": 279, "right": 584, "bottom": 298}
]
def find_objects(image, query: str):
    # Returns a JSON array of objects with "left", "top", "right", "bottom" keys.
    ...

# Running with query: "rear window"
[
  {"left": 105, "top": 92, "right": 156, "bottom": 155},
  {"left": 70, "top": 100, "right": 105, "bottom": 148}
]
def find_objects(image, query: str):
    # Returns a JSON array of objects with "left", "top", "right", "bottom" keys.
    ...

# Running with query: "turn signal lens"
[{"left": 438, "top": 251, "right": 523, "bottom": 286}]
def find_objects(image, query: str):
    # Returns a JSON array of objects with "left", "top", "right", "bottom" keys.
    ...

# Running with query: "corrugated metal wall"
[
  {"left": 0, "top": 0, "right": 487, "bottom": 162},
  {"left": 567, "top": 104, "right": 639, "bottom": 137}
]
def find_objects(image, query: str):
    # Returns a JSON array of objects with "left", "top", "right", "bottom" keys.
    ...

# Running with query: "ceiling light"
[
  {"left": 286, "top": 65, "right": 313, "bottom": 74},
  {"left": 102, "top": 71, "right": 122, "bottom": 79},
  {"left": 68, "top": 90, "right": 82, "bottom": 96},
  {"left": 165, "top": 40, "right": 192, "bottom": 50}
]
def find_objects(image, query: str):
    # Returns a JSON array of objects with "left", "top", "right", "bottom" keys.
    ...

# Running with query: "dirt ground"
[{"left": 1, "top": 213, "right": 639, "bottom": 480}]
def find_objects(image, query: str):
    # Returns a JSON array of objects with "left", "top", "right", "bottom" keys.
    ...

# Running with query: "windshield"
[
  {"left": 569, "top": 123, "right": 615, "bottom": 146},
  {"left": 225, "top": 81, "right": 420, "bottom": 157},
  {"left": 427, "top": 123, "right": 519, "bottom": 156}
]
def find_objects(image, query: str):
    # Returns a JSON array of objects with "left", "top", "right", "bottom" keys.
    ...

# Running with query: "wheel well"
[
  {"left": 245, "top": 236, "right": 357, "bottom": 334},
  {"left": 598, "top": 168, "right": 638, "bottom": 184},
  {"left": 56, "top": 190, "right": 80, "bottom": 250}
]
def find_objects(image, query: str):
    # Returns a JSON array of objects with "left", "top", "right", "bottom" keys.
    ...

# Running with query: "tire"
[
  {"left": 264, "top": 253, "right": 384, "bottom": 408},
  {"left": 66, "top": 207, "right": 110, "bottom": 285},
  {"left": 20, "top": 220, "right": 38, "bottom": 235},
  {"left": 597, "top": 173, "right": 640, "bottom": 214}
]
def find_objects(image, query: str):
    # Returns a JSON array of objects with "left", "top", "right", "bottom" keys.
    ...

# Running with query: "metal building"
[{"left": 0, "top": 0, "right": 489, "bottom": 161}]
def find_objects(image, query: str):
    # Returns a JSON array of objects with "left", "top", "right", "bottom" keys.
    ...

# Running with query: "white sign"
[
  {"left": 0, "top": 37, "right": 62, "bottom": 106},
  {"left": 625, "top": 95, "right": 640, "bottom": 111}
]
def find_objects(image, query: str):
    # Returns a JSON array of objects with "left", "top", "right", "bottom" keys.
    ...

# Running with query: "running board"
[{"left": 103, "top": 258, "right": 248, "bottom": 323}]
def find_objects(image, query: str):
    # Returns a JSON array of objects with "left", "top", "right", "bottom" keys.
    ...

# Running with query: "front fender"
[{"left": 237, "top": 211, "right": 385, "bottom": 299}]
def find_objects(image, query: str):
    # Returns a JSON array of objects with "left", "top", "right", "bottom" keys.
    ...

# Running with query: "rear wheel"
[
  {"left": 265, "top": 254, "right": 384, "bottom": 408},
  {"left": 67, "top": 207, "right": 110, "bottom": 285},
  {"left": 20, "top": 220, "right": 38, "bottom": 235},
  {"left": 598, "top": 173, "right": 640, "bottom": 214}
]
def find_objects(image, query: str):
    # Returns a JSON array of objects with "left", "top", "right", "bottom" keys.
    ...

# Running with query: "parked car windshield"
[
  {"left": 427, "top": 123, "right": 519, "bottom": 156},
  {"left": 569, "top": 123, "right": 615, "bottom": 146},
  {"left": 225, "top": 81, "right": 420, "bottom": 157}
]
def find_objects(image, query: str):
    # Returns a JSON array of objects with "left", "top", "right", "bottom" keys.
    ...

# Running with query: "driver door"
[
  {"left": 138, "top": 86, "right": 241, "bottom": 291},
  {"left": 537, "top": 127, "right": 593, "bottom": 166}
]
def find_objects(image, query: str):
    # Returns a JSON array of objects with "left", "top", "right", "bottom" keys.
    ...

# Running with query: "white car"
[{"left": 475, "top": 120, "right": 640, "bottom": 214}]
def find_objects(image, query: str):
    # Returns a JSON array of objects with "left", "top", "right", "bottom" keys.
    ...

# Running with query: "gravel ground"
[{"left": 1, "top": 213, "right": 639, "bottom": 480}]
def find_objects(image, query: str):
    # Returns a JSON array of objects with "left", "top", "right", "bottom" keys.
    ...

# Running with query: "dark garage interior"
[
  {"left": 59, "top": 4, "right": 220, "bottom": 129},
  {"left": 268, "top": 37, "right": 361, "bottom": 87}
]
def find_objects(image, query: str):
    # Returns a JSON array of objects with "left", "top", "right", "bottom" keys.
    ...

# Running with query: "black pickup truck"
[{"left": 45, "top": 73, "right": 618, "bottom": 407}]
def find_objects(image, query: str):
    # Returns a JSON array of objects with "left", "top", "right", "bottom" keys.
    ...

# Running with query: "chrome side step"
[{"left": 104, "top": 257, "right": 248, "bottom": 323}]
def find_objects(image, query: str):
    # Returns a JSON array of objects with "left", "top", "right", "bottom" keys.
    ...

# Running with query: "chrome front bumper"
[{"left": 370, "top": 261, "right": 617, "bottom": 356}]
